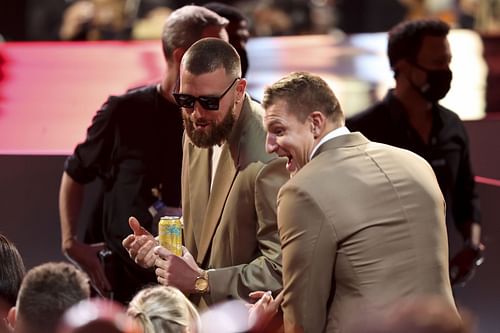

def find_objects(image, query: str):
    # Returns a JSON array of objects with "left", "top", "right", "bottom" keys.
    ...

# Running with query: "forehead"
[
  {"left": 417, "top": 35, "right": 451, "bottom": 64},
  {"left": 180, "top": 67, "right": 229, "bottom": 94},
  {"left": 264, "top": 99, "right": 294, "bottom": 124}
]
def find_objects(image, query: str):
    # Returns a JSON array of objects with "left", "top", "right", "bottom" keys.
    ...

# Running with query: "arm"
[
  {"left": 449, "top": 125, "right": 484, "bottom": 284},
  {"left": 278, "top": 185, "right": 337, "bottom": 333},
  {"left": 59, "top": 97, "right": 116, "bottom": 293},
  {"left": 59, "top": 171, "right": 111, "bottom": 293},
  {"left": 207, "top": 158, "right": 289, "bottom": 303}
]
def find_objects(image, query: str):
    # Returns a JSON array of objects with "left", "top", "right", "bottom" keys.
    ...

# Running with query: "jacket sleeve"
[
  {"left": 205, "top": 157, "right": 289, "bottom": 303},
  {"left": 278, "top": 184, "right": 337, "bottom": 333}
]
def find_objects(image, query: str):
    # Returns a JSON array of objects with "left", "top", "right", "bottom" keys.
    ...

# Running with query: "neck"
[
  {"left": 394, "top": 79, "right": 433, "bottom": 119},
  {"left": 159, "top": 74, "right": 177, "bottom": 104},
  {"left": 160, "top": 60, "right": 180, "bottom": 104}
]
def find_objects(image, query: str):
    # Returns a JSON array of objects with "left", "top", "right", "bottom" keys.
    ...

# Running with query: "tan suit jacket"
[
  {"left": 278, "top": 132, "right": 456, "bottom": 333},
  {"left": 182, "top": 95, "right": 289, "bottom": 305}
]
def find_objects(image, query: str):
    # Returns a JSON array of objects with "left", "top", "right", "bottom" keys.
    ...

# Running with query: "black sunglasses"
[{"left": 173, "top": 78, "right": 240, "bottom": 111}]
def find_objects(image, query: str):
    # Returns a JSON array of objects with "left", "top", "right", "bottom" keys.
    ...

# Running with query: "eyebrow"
[{"left": 265, "top": 119, "right": 283, "bottom": 131}]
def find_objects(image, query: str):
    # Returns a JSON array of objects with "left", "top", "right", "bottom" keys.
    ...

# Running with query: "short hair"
[
  {"left": 181, "top": 37, "right": 241, "bottom": 78},
  {"left": 0, "top": 234, "right": 25, "bottom": 308},
  {"left": 161, "top": 5, "right": 228, "bottom": 61},
  {"left": 59, "top": 299, "right": 141, "bottom": 333},
  {"left": 16, "top": 262, "right": 90, "bottom": 333},
  {"left": 262, "top": 71, "right": 344, "bottom": 124},
  {"left": 388, "top": 19, "right": 450, "bottom": 69},
  {"left": 127, "top": 285, "right": 200, "bottom": 333},
  {"left": 203, "top": 2, "right": 248, "bottom": 24}
]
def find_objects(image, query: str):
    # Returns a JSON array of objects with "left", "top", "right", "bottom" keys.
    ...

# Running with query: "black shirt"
[
  {"left": 65, "top": 84, "right": 184, "bottom": 302},
  {"left": 347, "top": 90, "right": 480, "bottom": 238}
]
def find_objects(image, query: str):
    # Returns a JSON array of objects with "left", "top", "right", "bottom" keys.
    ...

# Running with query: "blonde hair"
[{"left": 127, "top": 286, "right": 200, "bottom": 333}]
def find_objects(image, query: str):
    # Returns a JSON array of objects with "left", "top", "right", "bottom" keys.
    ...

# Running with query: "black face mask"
[{"left": 411, "top": 62, "right": 452, "bottom": 102}]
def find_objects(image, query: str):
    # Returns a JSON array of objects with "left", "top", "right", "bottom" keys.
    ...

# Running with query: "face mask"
[{"left": 411, "top": 62, "right": 452, "bottom": 102}]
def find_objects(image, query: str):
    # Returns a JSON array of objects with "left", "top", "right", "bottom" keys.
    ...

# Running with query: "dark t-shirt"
[
  {"left": 347, "top": 90, "right": 480, "bottom": 237},
  {"left": 65, "top": 84, "right": 184, "bottom": 302}
]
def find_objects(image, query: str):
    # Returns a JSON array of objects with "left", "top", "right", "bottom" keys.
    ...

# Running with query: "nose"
[
  {"left": 192, "top": 101, "right": 208, "bottom": 117},
  {"left": 266, "top": 133, "right": 278, "bottom": 154}
]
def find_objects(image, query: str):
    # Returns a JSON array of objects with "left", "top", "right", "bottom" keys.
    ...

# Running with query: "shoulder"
[
  {"left": 346, "top": 101, "right": 390, "bottom": 130},
  {"left": 115, "top": 84, "right": 157, "bottom": 104},
  {"left": 234, "top": 97, "right": 280, "bottom": 167},
  {"left": 436, "top": 104, "right": 464, "bottom": 125},
  {"left": 98, "top": 85, "right": 159, "bottom": 121},
  {"left": 435, "top": 104, "right": 469, "bottom": 138}
]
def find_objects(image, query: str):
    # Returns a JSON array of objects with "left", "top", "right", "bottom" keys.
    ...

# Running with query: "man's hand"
[
  {"left": 248, "top": 290, "right": 284, "bottom": 332},
  {"left": 449, "top": 242, "right": 485, "bottom": 286},
  {"left": 154, "top": 245, "right": 202, "bottom": 294},
  {"left": 122, "top": 216, "right": 158, "bottom": 268},
  {"left": 63, "top": 239, "right": 111, "bottom": 295}
]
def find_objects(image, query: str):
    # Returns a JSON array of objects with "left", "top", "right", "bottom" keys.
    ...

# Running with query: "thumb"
[{"left": 129, "top": 216, "right": 149, "bottom": 236}]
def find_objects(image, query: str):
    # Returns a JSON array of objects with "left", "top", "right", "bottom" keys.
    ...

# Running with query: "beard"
[{"left": 183, "top": 104, "right": 236, "bottom": 148}]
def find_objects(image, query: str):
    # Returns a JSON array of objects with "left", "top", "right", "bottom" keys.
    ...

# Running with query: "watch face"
[{"left": 195, "top": 277, "right": 208, "bottom": 292}]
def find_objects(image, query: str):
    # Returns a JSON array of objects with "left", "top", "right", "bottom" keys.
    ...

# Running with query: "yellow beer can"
[{"left": 158, "top": 216, "right": 183, "bottom": 256}]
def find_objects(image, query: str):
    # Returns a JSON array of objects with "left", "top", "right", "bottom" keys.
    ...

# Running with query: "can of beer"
[{"left": 158, "top": 216, "right": 183, "bottom": 256}]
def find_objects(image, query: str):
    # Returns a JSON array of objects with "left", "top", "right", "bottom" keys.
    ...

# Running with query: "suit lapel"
[{"left": 196, "top": 144, "right": 238, "bottom": 264}]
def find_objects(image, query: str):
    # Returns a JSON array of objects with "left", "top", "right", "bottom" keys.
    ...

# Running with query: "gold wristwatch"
[{"left": 194, "top": 270, "right": 210, "bottom": 294}]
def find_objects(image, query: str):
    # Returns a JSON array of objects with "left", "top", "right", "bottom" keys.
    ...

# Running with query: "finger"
[
  {"left": 122, "top": 235, "right": 135, "bottom": 249},
  {"left": 136, "top": 240, "right": 156, "bottom": 264},
  {"left": 249, "top": 291, "right": 267, "bottom": 299},
  {"left": 157, "top": 276, "right": 168, "bottom": 286},
  {"left": 273, "top": 290, "right": 284, "bottom": 306},
  {"left": 142, "top": 248, "right": 158, "bottom": 267},
  {"left": 155, "top": 256, "right": 168, "bottom": 269},
  {"left": 129, "top": 216, "right": 150, "bottom": 236},
  {"left": 155, "top": 267, "right": 171, "bottom": 282},
  {"left": 129, "top": 235, "right": 151, "bottom": 257},
  {"left": 154, "top": 245, "right": 173, "bottom": 258}
]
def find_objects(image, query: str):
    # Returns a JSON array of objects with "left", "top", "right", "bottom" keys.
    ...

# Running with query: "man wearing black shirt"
[
  {"left": 347, "top": 19, "right": 483, "bottom": 285},
  {"left": 58, "top": 5, "right": 228, "bottom": 304}
]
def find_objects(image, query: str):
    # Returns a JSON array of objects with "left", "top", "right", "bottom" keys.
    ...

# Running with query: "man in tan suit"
[
  {"left": 123, "top": 38, "right": 288, "bottom": 306},
  {"left": 261, "top": 72, "right": 457, "bottom": 332}
]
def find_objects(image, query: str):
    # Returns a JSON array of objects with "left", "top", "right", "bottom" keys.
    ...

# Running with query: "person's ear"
[
  {"left": 7, "top": 306, "right": 16, "bottom": 327},
  {"left": 309, "top": 111, "right": 326, "bottom": 138},
  {"left": 394, "top": 59, "right": 411, "bottom": 77},
  {"left": 172, "top": 48, "right": 186, "bottom": 65},
  {"left": 235, "top": 78, "right": 247, "bottom": 104}
]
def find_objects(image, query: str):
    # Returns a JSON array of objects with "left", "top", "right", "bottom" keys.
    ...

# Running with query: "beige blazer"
[
  {"left": 181, "top": 95, "right": 289, "bottom": 305},
  {"left": 278, "top": 132, "right": 456, "bottom": 333}
]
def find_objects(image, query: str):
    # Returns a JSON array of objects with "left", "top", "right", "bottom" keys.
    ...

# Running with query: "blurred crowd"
[{"left": 1, "top": 0, "right": 500, "bottom": 42}]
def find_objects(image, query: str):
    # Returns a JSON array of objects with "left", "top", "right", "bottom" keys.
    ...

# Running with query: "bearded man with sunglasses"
[
  {"left": 123, "top": 38, "right": 288, "bottom": 308},
  {"left": 347, "top": 19, "right": 483, "bottom": 286}
]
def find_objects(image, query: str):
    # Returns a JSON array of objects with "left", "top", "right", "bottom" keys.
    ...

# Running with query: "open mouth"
[
  {"left": 285, "top": 155, "right": 297, "bottom": 173},
  {"left": 194, "top": 120, "right": 210, "bottom": 130}
]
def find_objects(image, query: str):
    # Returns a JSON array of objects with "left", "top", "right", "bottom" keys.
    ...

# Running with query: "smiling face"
[
  {"left": 180, "top": 67, "right": 244, "bottom": 148},
  {"left": 264, "top": 99, "right": 316, "bottom": 175}
]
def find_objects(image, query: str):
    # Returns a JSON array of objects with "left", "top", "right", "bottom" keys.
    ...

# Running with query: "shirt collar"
[{"left": 310, "top": 126, "right": 350, "bottom": 159}]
